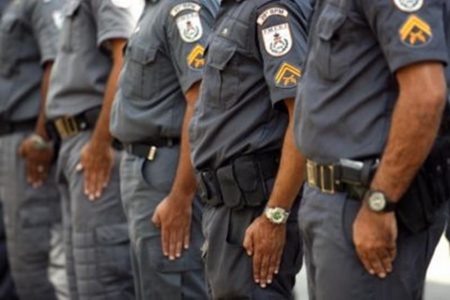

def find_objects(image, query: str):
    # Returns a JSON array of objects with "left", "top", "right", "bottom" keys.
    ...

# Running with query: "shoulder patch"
[
  {"left": 176, "top": 12, "right": 203, "bottom": 43},
  {"left": 394, "top": 0, "right": 423, "bottom": 13},
  {"left": 275, "top": 63, "right": 301, "bottom": 88},
  {"left": 111, "top": 0, "right": 131, "bottom": 8},
  {"left": 262, "top": 23, "right": 292, "bottom": 57},
  {"left": 187, "top": 44, "right": 205, "bottom": 70},
  {"left": 399, "top": 15, "right": 432, "bottom": 47},
  {"left": 170, "top": 2, "right": 201, "bottom": 17},
  {"left": 257, "top": 7, "right": 289, "bottom": 25}
]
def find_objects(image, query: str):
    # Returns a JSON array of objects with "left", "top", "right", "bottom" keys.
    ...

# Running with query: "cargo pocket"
[
  {"left": 122, "top": 44, "right": 159, "bottom": 100},
  {"left": 205, "top": 38, "right": 239, "bottom": 109},
  {"left": 95, "top": 223, "right": 132, "bottom": 285},
  {"left": 313, "top": 4, "right": 347, "bottom": 81}
]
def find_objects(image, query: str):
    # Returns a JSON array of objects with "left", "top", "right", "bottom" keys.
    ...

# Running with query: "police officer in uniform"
[
  {"left": 110, "top": 1, "right": 216, "bottom": 298},
  {"left": 44, "top": 0, "right": 142, "bottom": 299},
  {"left": 295, "top": 0, "right": 449, "bottom": 298},
  {"left": 0, "top": 0, "right": 69, "bottom": 299},
  {"left": 189, "top": 0, "right": 311, "bottom": 298}
]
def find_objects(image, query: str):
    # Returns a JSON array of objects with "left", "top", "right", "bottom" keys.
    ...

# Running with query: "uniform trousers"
[
  {"left": 299, "top": 185, "right": 445, "bottom": 300},
  {"left": 56, "top": 132, "right": 133, "bottom": 300},
  {"left": 202, "top": 197, "right": 302, "bottom": 299},
  {"left": 0, "top": 130, "right": 68, "bottom": 300},
  {"left": 120, "top": 148, "right": 207, "bottom": 300}
]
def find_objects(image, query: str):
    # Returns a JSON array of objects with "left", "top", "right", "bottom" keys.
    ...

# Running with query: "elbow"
[{"left": 407, "top": 82, "right": 447, "bottom": 116}]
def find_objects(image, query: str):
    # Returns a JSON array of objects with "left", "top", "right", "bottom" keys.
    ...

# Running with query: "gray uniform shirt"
[
  {"left": 0, "top": 0, "right": 62, "bottom": 122},
  {"left": 189, "top": 0, "right": 311, "bottom": 170},
  {"left": 295, "top": 0, "right": 448, "bottom": 163},
  {"left": 46, "top": 0, "right": 141, "bottom": 119},
  {"left": 110, "top": 0, "right": 216, "bottom": 143}
]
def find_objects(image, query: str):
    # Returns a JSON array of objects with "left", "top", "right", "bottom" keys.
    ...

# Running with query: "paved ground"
[{"left": 293, "top": 235, "right": 450, "bottom": 299}]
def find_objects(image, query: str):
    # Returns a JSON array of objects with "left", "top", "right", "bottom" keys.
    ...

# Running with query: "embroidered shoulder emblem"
[
  {"left": 176, "top": 12, "right": 203, "bottom": 43},
  {"left": 394, "top": 0, "right": 423, "bottom": 13},
  {"left": 399, "top": 15, "right": 432, "bottom": 47},
  {"left": 257, "top": 7, "right": 288, "bottom": 25},
  {"left": 187, "top": 44, "right": 205, "bottom": 70},
  {"left": 170, "top": 2, "right": 201, "bottom": 17},
  {"left": 275, "top": 63, "right": 301, "bottom": 88},
  {"left": 262, "top": 23, "right": 292, "bottom": 57}
]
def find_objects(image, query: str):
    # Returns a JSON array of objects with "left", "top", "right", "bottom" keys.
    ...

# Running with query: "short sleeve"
[
  {"left": 358, "top": 0, "right": 448, "bottom": 72},
  {"left": 166, "top": 1, "right": 216, "bottom": 93},
  {"left": 31, "top": 0, "right": 64, "bottom": 65},
  {"left": 91, "top": 0, "right": 143, "bottom": 48},
  {"left": 256, "top": 1, "right": 311, "bottom": 105}
]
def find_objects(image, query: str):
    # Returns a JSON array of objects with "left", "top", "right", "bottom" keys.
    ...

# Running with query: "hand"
[
  {"left": 151, "top": 193, "right": 193, "bottom": 260},
  {"left": 19, "top": 135, "right": 54, "bottom": 188},
  {"left": 77, "top": 141, "right": 114, "bottom": 201},
  {"left": 353, "top": 203, "right": 398, "bottom": 279},
  {"left": 243, "top": 215, "right": 286, "bottom": 288}
]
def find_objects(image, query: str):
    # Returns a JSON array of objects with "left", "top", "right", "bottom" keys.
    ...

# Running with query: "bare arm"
[
  {"left": 353, "top": 62, "right": 446, "bottom": 279},
  {"left": 152, "top": 82, "right": 201, "bottom": 260},
  {"left": 243, "top": 97, "right": 306, "bottom": 288}
]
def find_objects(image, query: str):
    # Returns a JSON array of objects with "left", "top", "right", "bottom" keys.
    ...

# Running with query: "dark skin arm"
[
  {"left": 353, "top": 62, "right": 446, "bottom": 279},
  {"left": 19, "top": 61, "right": 54, "bottom": 188},
  {"left": 76, "top": 38, "right": 126, "bottom": 200},
  {"left": 243, "top": 98, "right": 306, "bottom": 288},
  {"left": 152, "top": 82, "right": 201, "bottom": 260}
]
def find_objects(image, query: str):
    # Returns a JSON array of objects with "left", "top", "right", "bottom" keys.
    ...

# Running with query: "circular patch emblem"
[
  {"left": 262, "top": 23, "right": 292, "bottom": 57},
  {"left": 393, "top": 0, "right": 423, "bottom": 12},
  {"left": 176, "top": 12, "right": 203, "bottom": 43},
  {"left": 111, "top": 0, "right": 131, "bottom": 8}
]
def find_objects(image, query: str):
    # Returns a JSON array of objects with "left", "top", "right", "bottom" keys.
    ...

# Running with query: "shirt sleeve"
[
  {"left": 165, "top": 1, "right": 216, "bottom": 93},
  {"left": 256, "top": 0, "right": 311, "bottom": 106},
  {"left": 357, "top": 0, "right": 448, "bottom": 72},
  {"left": 31, "top": 0, "right": 63, "bottom": 65},
  {"left": 91, "top": 0, "right": 143, "bottom": 48}
]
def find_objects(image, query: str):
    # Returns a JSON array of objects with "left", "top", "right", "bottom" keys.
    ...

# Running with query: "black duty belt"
[
  {"left": 124, "top": 138, "right": 180, "bottom": 161},
  {"left": 306, "top": 158, "right": 379, "bottom": 198},
  {"left": 49, "top": 108, "right": 100, "bottom": 139},
  {"left": 0, "top": 119, "right": 36, "bottom": 136},
  {"left": 197, "top": 152, "right": 280, "bottom": 209}
]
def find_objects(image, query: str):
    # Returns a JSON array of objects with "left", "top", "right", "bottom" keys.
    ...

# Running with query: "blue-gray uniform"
[
  {"left": 189, "top": 0, "right": 311, "bottom": 298},
  {"left": 110, "top": 0, "right": 216, "bottom": 298},
  {"left": 0, "top": 0, "right": 68, "bottom": 299},
  {"left": 295, "top": 0, "right": 448, "bottom": 299},
  {"left": 45, "top": 1, "right": 141, "bottom": 299}
]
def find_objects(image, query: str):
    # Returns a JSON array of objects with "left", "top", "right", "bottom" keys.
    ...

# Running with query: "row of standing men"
[{"left": 0, "top": 0, "right": 450, "bottom": 299}]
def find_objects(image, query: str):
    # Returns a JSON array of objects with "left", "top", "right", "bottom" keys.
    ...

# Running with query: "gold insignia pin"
[
  {"left": 399, "top": 15, "right": 432, "bottom": 46},
  {"left": 275, "top": 63, "right": 302, "bottom": 87},
  {"left": 187, "top": 44, "right": 205, "bottom": 69}
]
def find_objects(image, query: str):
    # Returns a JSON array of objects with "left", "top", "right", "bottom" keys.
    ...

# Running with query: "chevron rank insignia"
[
  {"left": 187, "top": 44, "right": 205, "bottom": 70},
  {"left": 399, "top": 15, "right": 432, "bottom": 47},
  {"left": 275, "top": 63, "right": 301, "bottom": 88}
]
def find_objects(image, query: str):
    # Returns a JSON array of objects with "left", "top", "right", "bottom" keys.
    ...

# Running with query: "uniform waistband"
[
  {"left": 0, "top": 119, "right": 36, "bottom": 136},
  {"left": 123, "top": 138, "right": 180, "bottom": 161}
]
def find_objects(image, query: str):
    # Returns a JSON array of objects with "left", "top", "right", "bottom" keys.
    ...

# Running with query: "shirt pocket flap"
[
  {"left": 317, "top": 7, "right": 346, "bottom": 41},
  {"left": 207, "top": 42, "right": 237, "bottom": 71},
  {"left": 128, "top": 45, "right": 158, "bottom": 65},
  {"left": 65, "top": 0, "right": 82, "bottom": 17}
]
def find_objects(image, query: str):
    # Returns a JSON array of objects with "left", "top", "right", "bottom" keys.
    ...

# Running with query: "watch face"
[
  {"left": 369, "top": 192, "right": 386, "bottom": 212},
  {"left": 272, "top": 210, "right": 283, "bottom": 223}
]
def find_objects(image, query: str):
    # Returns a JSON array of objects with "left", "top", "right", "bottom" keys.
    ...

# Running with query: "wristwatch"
[
  {"left": 364, "top": 190, "right": 397, "bottom": 213},
  {"left": 264, "top": 207, "right": 290, "bottom": 224}
]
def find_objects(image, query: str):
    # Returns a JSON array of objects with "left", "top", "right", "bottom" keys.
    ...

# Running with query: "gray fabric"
[
  {"left": 189, "top": 0, "right": 311, "bottom": 170},
  {"left": 294, "top": 0, "right": 449, "bottom": 163},
  {"left": 56, "top": 132, "right": 134, "bottom": 300},
  {"left": 0, "top": 0, "right": 63, "bottom": 122},
  {"left": 46, "top": 0, "right": 141, "bottom": 119},
  {"left": 120, "top": 150, "right": 207, "bottom": 300},
  {"left": 299, "top": 185, "right": 445, "bottom": 300},
  {"left": 202, "top": 200, "right": 302, "bottom": 300},
  {"left": 110, "top": 0, "right": 216, "bottom": 143},
  {"left": 0, "top": 131, "right": 67, "bottom": 300}
]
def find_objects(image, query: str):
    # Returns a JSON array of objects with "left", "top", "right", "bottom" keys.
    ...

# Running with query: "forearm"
[
  {"left": 168, "top": 82, "right": 200, "bottom": 203},
  {"left": 371, "top": 63, "right": 446, "bottom": 201},
  {"left": 35, "top": 62, "right": 53, "bottom": 140},
  {"left": 266, "top": 98, "right": 305, "bottom": 210}
]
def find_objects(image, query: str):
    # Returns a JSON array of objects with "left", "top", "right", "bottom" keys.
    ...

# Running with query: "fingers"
[
  {"left": 183, "top": 226, "right": 190, "bottom": 250},
  {"left": 252, "top": 246, "right": 262, "bottom": 285},
  {"left": 258, "top": 254, "right": 271, "bottom": 288},
  {"left": 357, "top": 248, "right": 395, "bottom": 279}
]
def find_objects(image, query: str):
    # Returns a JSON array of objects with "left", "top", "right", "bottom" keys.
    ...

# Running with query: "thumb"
[
  {"left": 243, "top": 229, "right": 254, "bottom": 256},
  {"left": 151, "top": 210, "right": 161, "bottom": 227},
  {"left": 18, "top": 142, "right": 26, "bottom": 157}
]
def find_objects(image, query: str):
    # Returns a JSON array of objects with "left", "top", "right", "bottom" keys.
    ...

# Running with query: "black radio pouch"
[{"left": 396, "top": 135, "right": 450, "bottom": 233}]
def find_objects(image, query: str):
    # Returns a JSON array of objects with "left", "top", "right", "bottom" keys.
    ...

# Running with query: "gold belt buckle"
[
  {"left": 306, "top": 160, "right": 318, "bottom": 188},
  {"left": 54, "top": 116, "right": 79, "bottom": 139},
  {"left": 320, "top": 165, "right": 335, "bottom": 194}
]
